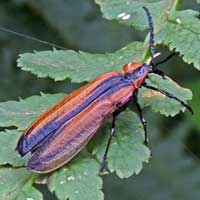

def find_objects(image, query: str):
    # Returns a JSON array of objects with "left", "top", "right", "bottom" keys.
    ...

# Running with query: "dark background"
[{"left": 0, "top": 0, "right": 200, "bottom": 199}]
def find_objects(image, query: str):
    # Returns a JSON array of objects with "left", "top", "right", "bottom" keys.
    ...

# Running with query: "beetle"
[{"left": 16, "top": 7, "right": 193, "bottom": 173}]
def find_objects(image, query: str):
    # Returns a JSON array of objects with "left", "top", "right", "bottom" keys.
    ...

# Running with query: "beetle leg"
[
  {"left": 153, "top": 52, "right": 178, "bottom": 68},
  {"left": 133, "top": 92, "right": 148, "bottom": 145},
  {"left": 99, "top": 103, "right": 129, "bottom": 173},
  {"left": 142, "top": 83, "right": 194, "bottom": 114},
  {"left": 152, "top": 69, "right": 166, "bottom": 79},
  {"left": 99, "top": 113, "right": 117, "bottom": 173}
]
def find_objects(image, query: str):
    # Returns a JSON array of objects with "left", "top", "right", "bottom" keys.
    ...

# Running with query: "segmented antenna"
[{"left": 143, "top": 6, "right": 155, "bottom": 60}]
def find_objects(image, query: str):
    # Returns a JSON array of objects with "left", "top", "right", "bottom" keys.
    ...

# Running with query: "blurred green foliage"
[{"left": 0, "top": 0, "right": 200, "bottom": 200}]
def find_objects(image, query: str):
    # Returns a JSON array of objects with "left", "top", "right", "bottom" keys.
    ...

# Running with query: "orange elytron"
[{"left": 16, "top": 7, "right": 193, "bottom": 173}]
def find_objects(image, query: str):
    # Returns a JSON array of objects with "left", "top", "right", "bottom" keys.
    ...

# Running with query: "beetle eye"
[{"left": 137, "top": 68, "right": 144, "bottom": 76}]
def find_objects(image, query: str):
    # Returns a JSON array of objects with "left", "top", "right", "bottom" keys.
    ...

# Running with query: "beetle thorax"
[
  {"left": 122, "top": 62, "right": 151, "bottom": 87},
  {"left": 122, "top": 62, "right": 143, "bottom": 74}
]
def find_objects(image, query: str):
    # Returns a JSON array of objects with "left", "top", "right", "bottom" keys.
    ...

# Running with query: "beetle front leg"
[{"left": 142, "top": 83, "right": 194, "bottom": 114}]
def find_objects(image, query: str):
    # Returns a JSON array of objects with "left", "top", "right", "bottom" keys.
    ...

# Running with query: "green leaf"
[
  {"left": 96, "top": 0, "right": 200, "bottom": 70},
  {"left": 104, "top": 122, "right": 200, "bottom": 200},
  {"left": 95, "top": 0, "right": 168, "bottom": 30},
  {"left": 15, "top": 178, "right": 43, "bottom": 200},
  {"left": 156, "top": 9, "right": 200, "bottom": 70},
  {"left": 91, "top": 110, "right": 150, "bottom": 179},
  {"left": 187, "top": 79, "right": 200, "bottom": 130},
  {"left": 17, "top": 42, "right": 143, "bottom": 82},
  {"left": 138, "top": 74, "right": 193, "bottom": 116},
  {"left": 48, "top": 155, "right": 103, "bottom": 200},
  {"left": 0, "top": 168, "right": 42, "bottom": 200},
  {"left": 0, "top": 130, "right": 27, "bottom": 167},
  {"left": 0, "top": 93, "right": 65, "bottom": 130}
]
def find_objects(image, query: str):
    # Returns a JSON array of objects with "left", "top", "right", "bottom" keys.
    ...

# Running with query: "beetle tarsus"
[
  {"left": 99, "top": 158, "right": 107, "bottom": 173},
  {"left": 144, "top": 138, "right": 148, "bottom": 146}
]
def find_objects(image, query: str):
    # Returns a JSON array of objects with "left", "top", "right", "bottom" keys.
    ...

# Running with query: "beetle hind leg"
[
  {"left": 99, "top": 103, "right": 129, "bottom": 173},
  {"left": 99, "top": 113, "right": 117, "bottom": 173}
]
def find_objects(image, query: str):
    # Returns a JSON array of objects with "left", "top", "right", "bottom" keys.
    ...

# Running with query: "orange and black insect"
[{"left": 16, "top": 7, "right": 193, "bottom": 173}]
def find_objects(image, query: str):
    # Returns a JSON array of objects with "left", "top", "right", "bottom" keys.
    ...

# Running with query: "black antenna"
[{"left": 143, "top": 7, "right": 155, "bottom": 61}]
